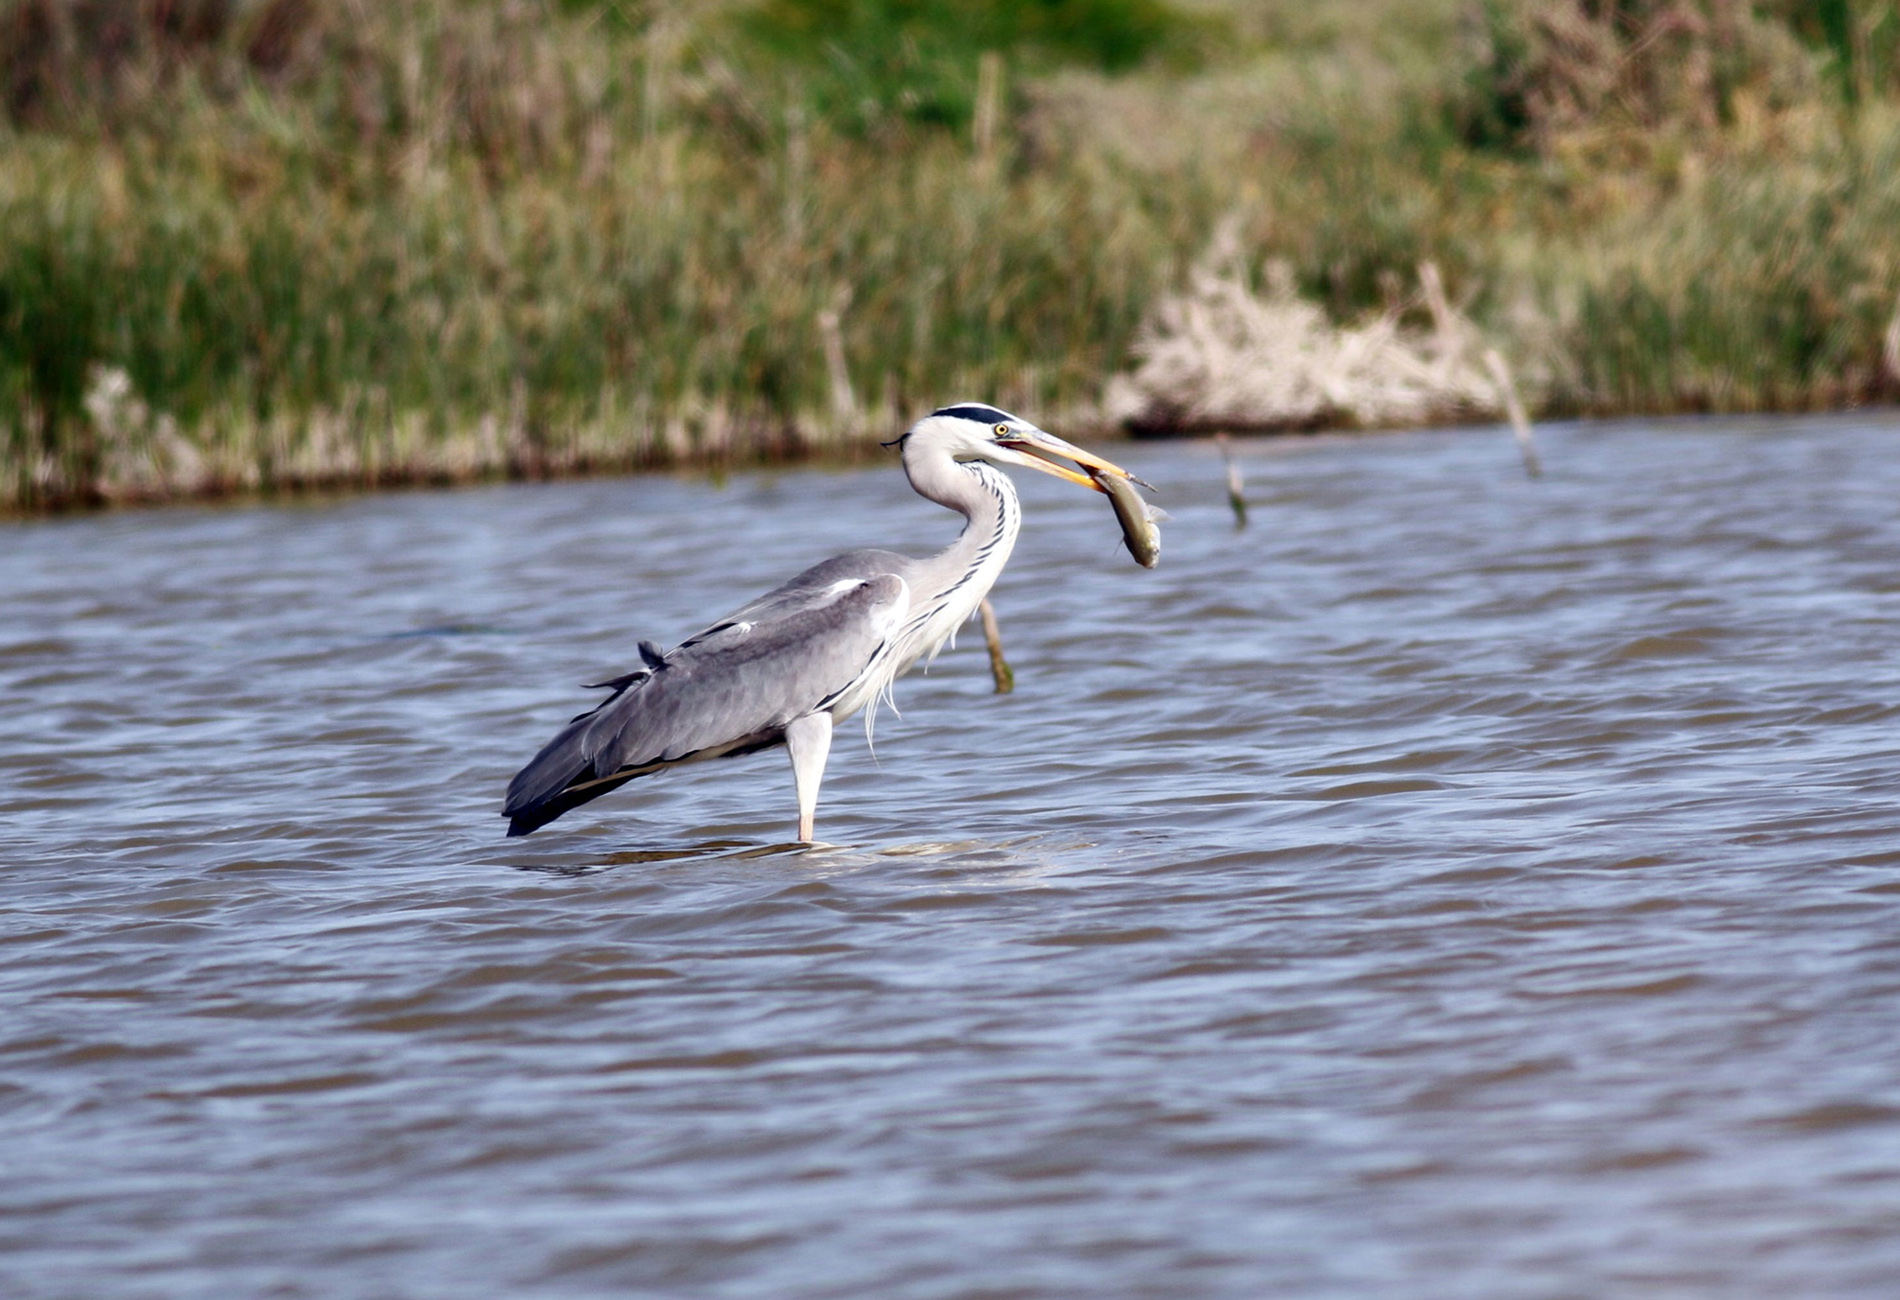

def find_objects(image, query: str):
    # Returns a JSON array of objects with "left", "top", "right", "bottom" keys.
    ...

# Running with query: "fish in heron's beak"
[
  {"left": 1091, "top": 466, "right": 1162, "bottom": 568},
  {"left": 1002, "top": 428, "right": 1163, "bottom": 568}
]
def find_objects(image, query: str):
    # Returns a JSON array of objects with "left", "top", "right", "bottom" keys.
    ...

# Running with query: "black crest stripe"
[{"left": 930, "top": 403, "right": 1015, "bottom": 425}]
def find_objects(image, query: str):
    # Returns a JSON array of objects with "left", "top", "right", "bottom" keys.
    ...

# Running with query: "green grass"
[{"left": 3, "top": 0, "right": 1899, "bottom": 509}]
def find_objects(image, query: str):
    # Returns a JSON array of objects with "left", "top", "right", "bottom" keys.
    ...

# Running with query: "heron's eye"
[{"left": 994, "top": 423, "right": 1010, "bottom": 437}]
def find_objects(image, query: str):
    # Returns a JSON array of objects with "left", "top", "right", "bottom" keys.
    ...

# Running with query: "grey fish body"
[{"left": 1094, "top": 469, "right": 1161, "bottom": 568}]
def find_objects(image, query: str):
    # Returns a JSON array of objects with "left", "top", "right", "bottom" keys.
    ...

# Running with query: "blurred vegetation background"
[{"left": 3, "top": 0, "right": 1900, "bottom": 506}]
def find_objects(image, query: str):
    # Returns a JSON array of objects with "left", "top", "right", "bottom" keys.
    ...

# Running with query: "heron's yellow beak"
[{"left": 1005, "top": 430, "right": 1136, "bottom": 493}]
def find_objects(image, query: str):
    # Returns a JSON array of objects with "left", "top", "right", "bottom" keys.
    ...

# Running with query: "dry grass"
[{"left": 1107, "top": 229, "right": 1504, "bottom": 432}]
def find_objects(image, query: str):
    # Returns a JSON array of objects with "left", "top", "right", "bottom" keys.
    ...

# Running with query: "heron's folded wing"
[
  {"left": 505, "top": 573, "right": 907, "bottom": 818},
  {"left": 676, "top": 549, "right": 912, "bottom": 651},
  {"left": 617, "top": 573, "right": 906, "bottom": 763}
]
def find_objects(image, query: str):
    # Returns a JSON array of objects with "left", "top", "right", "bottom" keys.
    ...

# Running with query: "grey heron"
[{"left": 502, "top": 403, "right": 1139, "bottom": 842}]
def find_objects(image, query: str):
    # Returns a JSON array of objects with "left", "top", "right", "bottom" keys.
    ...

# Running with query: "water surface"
[{"left": 5, "top": 415, "right": 1900, "bottom": 1297}]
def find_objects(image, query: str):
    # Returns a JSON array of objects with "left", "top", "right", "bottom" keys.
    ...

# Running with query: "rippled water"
[{"left": 6, "top": 415, "right": 1900, "bottom": 1298}]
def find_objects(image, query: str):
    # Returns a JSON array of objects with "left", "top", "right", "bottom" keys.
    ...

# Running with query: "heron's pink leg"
[{"left": 785, "top": 712, "right": 833, "bottom": 843}]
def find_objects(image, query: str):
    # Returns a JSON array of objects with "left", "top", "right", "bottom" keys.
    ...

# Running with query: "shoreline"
[{"left": 10, "top": 404, "right": 1898, "bottom": 520}]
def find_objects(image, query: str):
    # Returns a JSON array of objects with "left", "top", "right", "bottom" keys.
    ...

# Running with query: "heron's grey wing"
[
  {"left": 619, "top": 573, "right": 909, "bottom": 766},
  {"left": 503, "top": 569, "right": 908, "bottom": 834},
  {"left": 676, "top": 549, "right": 912, "bottom": 652}
]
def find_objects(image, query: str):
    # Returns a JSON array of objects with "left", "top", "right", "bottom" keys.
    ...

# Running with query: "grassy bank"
[{"left": 4, "top": 0, "right": 1900, "bottom": 509}]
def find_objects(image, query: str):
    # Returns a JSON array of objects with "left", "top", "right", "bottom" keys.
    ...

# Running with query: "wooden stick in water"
[
  {"left": 978, "top": 597, "right": 1014, "bottom": 695},
  {"left": 1482, "top": 348, "right": 1542, "bottom": 480},
  {"left": 1215, "top": 432, "right": 1247, "bottom": 528}
]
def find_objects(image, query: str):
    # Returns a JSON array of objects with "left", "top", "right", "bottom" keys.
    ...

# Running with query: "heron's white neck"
[{"left": 897, "top": 439, "right": 1022, "bottom": 669}]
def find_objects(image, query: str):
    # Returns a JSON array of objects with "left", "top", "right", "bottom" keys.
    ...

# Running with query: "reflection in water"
[{"left": 6, "top": 415, "right": 1900, "bottom": 1297}]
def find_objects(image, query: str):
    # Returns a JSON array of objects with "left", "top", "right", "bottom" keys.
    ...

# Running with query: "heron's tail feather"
[
  {"left": 506, "top": 770, "right": 638, "bottom": 837},
  {"left": 503, "top": 695, "right": 645, "bottom": 836},
  {"left": 500, "top": 663, "right": 771, "bottom": 835}
]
